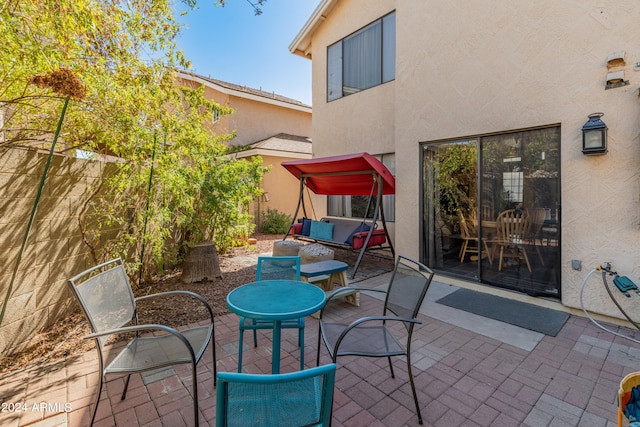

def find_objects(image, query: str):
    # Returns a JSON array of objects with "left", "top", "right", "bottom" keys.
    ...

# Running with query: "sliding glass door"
[{"left": 421, "top": 127, "right": 560, "bottom": 297}]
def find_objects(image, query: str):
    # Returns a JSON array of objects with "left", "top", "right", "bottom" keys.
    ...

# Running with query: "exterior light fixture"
[{"left": 582, "top": 113, "right": 607, "bottom": 155}]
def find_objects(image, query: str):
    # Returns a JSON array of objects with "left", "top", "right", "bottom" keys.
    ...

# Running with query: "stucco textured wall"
[
  {"left": 310, "top": 0, "right": 396, "bottom": 157},
  {"left": 249, "top": 154, "right": 327, "bottom": 229},
  {"left": 176, "top": 74, "right": 313, "bottom": 148},
  {"left": 227, "top": 96, "right": 312, "bottom": 147},
  {"left": 305, "top": 0, "right": 640, "bottom": 320}
]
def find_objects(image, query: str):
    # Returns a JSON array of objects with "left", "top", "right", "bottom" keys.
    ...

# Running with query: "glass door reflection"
[{"left": 422, "top": 126, "right": 560, "bottom": 297}]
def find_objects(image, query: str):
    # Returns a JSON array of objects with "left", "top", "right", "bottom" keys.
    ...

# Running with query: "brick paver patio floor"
[{"left": 2, "top": 275, "right": 640, "bottom": 427}]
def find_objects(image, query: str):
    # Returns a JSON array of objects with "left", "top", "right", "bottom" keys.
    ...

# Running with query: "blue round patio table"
[{"left": 227, "top": 280, "right": 326, "bottom": 373}]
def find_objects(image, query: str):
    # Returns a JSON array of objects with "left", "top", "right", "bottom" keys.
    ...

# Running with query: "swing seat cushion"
[
  {"left": 290, "top": 219, "right": 312, "bottom": 236},
  {"left": 309, "top": 220, "right": 334, "bottom": 241},
  {"left": 345, "top": 223, "right": 371, "bottom": 245},
  {"left": 301, "top": 218, "right": 312, "bottom": 236},
  {"left": 352, "top": 228, "right": 386, "bottom": 250},
  {"left": 291, "top": 222, "right": 303, "bottom": 235},
  {"left": 290, "top": 217, "right": 386, "bottom": 250}
]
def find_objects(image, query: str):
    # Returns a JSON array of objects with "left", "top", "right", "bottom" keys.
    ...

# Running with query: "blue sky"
[{"left": 175, "top": 1, "right": 320, "bottom": 106}]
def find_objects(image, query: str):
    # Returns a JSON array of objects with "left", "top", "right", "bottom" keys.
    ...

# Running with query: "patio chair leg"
[
  {"left": 483, "top": 240, "right": 493, "bottom": 264},
  {"left": 121, "top": 374, "right": 131, "bottom": 400},
  {"left": 212, "top": 338, "right": 217, "bottom": 387},
  {"left": 316, "top": 327, "right": 322, "bottom": 366},
  {"left": 238, "top": 327, "right": 245, "bottom": 373},
  {"left": 252, "top": 320, "right": 258, "bottom": 347},
  {"left": 191, "top": 360, "right": 199, "bottom": 426},
  {"left": 459, "top": 241, "right": 467, "bottom": 261},
  {"left": 538, "top": 248, "right": 545, "bottom": 265},
  {"left": 387, "top": 356, "right": 395, "bottom": 379},
  {"left": 90, "top": 374, "right": 103, "bottom": 426},
  {"left": 521, "top": 248, "right": 532, "bottom": 272},
  {"left": 299, "top": 329, "right": 305, "bottom": 370},
  {"left": 406, "top": 356, "right": 423, "bottom": 425}
]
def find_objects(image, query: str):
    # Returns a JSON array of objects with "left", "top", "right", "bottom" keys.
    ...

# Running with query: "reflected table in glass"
[{"left": 226, "top": 280, "right": 326, "bottom": 373}]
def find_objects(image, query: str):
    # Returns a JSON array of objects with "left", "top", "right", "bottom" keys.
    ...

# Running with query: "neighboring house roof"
[
  {"left": 176, "top": 70, "right": 311, "bottom": 112},
  {"left": 289, "top": 0, "right": 338, "bottom": 59},
  {"left": 233, "top": 133, "right": 312, "bottom": 160}
]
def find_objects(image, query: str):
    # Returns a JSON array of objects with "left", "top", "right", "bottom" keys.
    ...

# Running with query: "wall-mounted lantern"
[{"left": 582, "top": 113, "right": 607, "bottom": 155}]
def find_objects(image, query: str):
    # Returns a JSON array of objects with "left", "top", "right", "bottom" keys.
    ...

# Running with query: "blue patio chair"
[
  {"left": 216, "top": 363, "right": 336, "bottom": 427},
  {"left": 238, "top": 255, "right": 305, "bottom": 371},
  {"left": 316, "top": 255, "right": 435, "bottom": 425},
  {"left": 67, "top": 258, "right": 215, "bottom": 426}
]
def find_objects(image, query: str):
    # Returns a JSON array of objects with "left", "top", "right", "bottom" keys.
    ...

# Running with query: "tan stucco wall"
[
  {"left": 226, "top": 96, "right": 312, "bottom": 147},
  {"left": 310, "top": 0, "right": 396, "bottom": 156},
  {"left": 177, "top": 77, "right": 312, "bottom": 148},
  {"left": 0, "top": 148, "right": 110, "bottom": 356},
  {"left": 306, "top": 0, "right": 397, "bottom": 244},
  {"left": 304, "top": 0, "right": 640, "bottom": 319},
  {"left": 249, "top": 154, "right": 327, "bottom": 230}
]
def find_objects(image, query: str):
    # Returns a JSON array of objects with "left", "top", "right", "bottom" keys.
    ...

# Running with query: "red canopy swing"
[{"left": 281, "top": 152, "right": 395, "bottom": 278}]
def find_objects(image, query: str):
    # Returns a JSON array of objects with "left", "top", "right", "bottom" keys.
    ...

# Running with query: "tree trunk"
[{"left": 181, "top": 243, "right": 222, "bottom": 283}]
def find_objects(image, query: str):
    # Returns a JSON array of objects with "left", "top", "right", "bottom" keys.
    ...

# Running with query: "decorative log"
[{"left": 181, "top": 243, "right": 222, "bottom": 283}]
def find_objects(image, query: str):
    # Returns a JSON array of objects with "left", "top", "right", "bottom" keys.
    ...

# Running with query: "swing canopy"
[
  {"left": 281, "top": 152, "right": 395, "bottom": 196},
  {"left": 282, "top": 152, "right": 395, "bottom": 279}
]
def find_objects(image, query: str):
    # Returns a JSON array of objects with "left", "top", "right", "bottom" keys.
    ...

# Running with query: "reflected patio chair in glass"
[
  {"left": 482, "top": 203, "right": 495, "bottom": 221},
  {"left": 526, "top": 207, "right": 547, "bottom": 266},
  {"left": 315, "top": 255, "right": 435, "bottom": 425},
  {"left": 216, "top": 363, "right": 336, "bottom": 427},
  {"left": 458, "top": 210, "right": 492, "bottom": 264},
  {"left": 67, "top": 258, "right": 216, "bottom": 426},
  {"left": 493, "top": 209, "right": 532, "bottom": 272},
  {"left": 238, "top": 255, "right": 304, "bottom": 371}
]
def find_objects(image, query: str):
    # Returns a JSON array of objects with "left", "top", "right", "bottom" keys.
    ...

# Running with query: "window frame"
[
  {"left": 327, "top": 11, "right": 396, "bottom": 102},
  {"left": 327, "top": 153, "right": 395, "bottom": 222},
  {"left": 212, "top": 109, "right": 221, "bottom": 124}
]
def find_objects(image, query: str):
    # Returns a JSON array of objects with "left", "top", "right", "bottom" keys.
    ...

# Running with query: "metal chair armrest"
[
  {"left": 84, "top": 323, "right": 197, "bottom": 361},
  {"left": 345, "top": 315, "right": 422, "bottom": 327},
  {"left": 333, "top": 315, "right": 422, "bottom": 354}
]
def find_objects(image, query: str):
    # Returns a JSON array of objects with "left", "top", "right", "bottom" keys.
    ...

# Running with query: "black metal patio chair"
[
  {"left": 316, "top": 255, "right": 434, "bottom": 425},
  {"left": 68, "top": 258, "right": 216, "bottom": 426}
]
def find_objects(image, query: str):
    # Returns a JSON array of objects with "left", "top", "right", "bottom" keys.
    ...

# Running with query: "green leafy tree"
[
  {"left": 216, "top": 0, "right": 267, "bottom": 15},
  {"left": 438, "top": 143, "right": 478, "bottom": 217},
  {"left": 0, "top": 0, "right": 267, "bottom": 280}
]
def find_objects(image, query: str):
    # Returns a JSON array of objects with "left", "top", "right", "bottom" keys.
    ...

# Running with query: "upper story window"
[{"left": 327, "top": 11, "right": 396, "bottom": 102}]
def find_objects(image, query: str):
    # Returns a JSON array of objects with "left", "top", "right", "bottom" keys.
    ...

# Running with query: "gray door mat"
[{"left": 435, "top": 288, "right": 569, "bottom": 336}]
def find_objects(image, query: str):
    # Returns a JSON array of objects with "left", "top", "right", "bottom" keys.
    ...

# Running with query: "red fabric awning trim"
[{"left": 281, "top": 152, "right": 395, "bottom": 195}]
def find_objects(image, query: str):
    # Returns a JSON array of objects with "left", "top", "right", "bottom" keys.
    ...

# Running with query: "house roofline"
[
  {"left": 289, "top": 0, "right": 338, "bottom": 59},
  {"left": 235, "top": 133, "right": 312, "bottom": 159},
  {"left": 233, "top": 148, "right": 311, "bottom": 160},
  {"left": 175, "top": 70, "right": 312, "bottom": 113}
]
